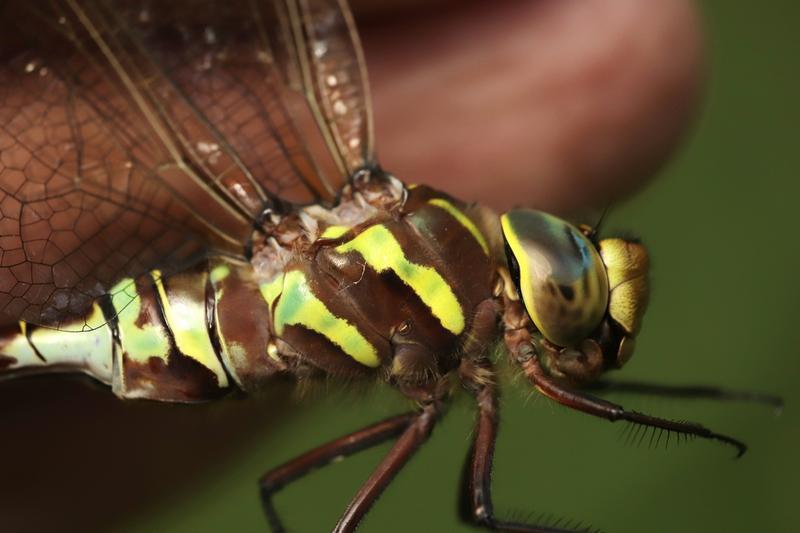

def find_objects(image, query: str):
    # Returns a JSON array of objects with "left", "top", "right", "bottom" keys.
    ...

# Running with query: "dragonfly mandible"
[{"left": 0, "top": 1, "right": 779, "bottom": 531}]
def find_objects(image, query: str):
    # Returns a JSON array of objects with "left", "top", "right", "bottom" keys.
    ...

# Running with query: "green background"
[{"left": 121, "top": 2, "right": 799, "bottom": 532}]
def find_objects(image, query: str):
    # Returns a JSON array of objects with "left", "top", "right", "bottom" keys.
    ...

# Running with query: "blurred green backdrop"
[{"left": 116, "top": 1, "right": 800, "bottom": 532}]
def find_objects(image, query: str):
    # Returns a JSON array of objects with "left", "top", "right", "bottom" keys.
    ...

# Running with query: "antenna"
[
  {"left": 578, "top": 204, "right": 612, "bottom": 241},
  {"left": 593, "top": 204, "right": 612, "bottom": 237}
]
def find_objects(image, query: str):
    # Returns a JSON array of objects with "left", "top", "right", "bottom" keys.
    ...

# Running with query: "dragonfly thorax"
[{"left": 252, "top": 181, "right": 497, "bottom": 388}]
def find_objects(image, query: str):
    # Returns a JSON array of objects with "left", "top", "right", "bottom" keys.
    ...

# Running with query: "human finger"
[{"left": 358, "top": 0, "right": 705, "bottom": 213}]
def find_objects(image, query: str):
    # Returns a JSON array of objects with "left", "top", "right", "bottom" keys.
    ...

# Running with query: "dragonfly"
[{"left": 0, "top": 1, "right": 780, "bottom": 532}]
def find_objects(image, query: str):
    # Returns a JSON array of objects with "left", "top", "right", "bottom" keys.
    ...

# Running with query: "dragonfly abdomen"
[
  {"left": 0, "top": 258, "right": 284, "bottom": 402},
  {"left": 0, "top": 303, "right": 115, "bottom": 386}
]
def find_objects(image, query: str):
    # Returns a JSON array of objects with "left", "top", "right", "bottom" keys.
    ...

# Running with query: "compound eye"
[{"left": 501, "top": 209, "right": 609, "bottom": 347}]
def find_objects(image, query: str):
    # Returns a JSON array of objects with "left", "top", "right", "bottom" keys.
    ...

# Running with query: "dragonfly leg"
[
  {"left": 332, "top": 400, "right": 441, "bottom": 533},
  {"left": 521, "top": 356, "right": 748, "bottom": 457},
  {"left": 460, "top": 358, "right": 590, "bottom": 533},
  {"left": 584, "top": 379, "right": 783, "bottom": 410},
  {"left": 259, "top": 412, "right": 415, "bottom": 533}
]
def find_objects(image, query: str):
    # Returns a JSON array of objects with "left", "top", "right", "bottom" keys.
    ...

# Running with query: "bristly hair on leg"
[
  {"left": 521, "top": 357, "right": 748, "bottom": 458},
  {"left": 618, "top": 419, "right": 703, "bottom": 453}
]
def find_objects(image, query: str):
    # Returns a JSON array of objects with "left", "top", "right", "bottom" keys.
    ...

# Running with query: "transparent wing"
[
  {"left": 0, "top": 0, "right": 376, "bottom": 328},
  {"left": 280, "top": 0, "right": 376, "bottom": 177}
]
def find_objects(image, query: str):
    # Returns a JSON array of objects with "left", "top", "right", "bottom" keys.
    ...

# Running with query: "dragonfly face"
[
  {"left": 501, "top": 208, "right": 649, "bottom": 383},
  {"left": 0, "top": 1, "right": 777, "bottom": 531}
]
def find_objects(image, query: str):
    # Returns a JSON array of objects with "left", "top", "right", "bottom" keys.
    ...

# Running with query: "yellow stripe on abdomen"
[
  {"left": 110, "top": 277, "right": 171, "bottom": 367},
  {"left": 0, "top": 305, "right": 114, "bottom": 383},
  {"left": 153, "top": 270, "right": 229, "bottom": 388}
]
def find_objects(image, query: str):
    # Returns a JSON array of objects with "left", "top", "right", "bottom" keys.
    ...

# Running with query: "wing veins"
[
  {"left": 114, "top": 12, "right": 274, "bottom": 216},
  {"left": 65, "top": 0, "right": 251, "bottom": 237},
  {"left": 284, "top": 0, "right": 344, "bottom": 194},
  {"left": 335, "top": 0, "right": 375, "bottom": 167},
  {"left": 223, "top": 60, "right": 325, "bottom": 206},
  {"left": 25, "top": 50, "right": 244, "bottom": 250},
  {"left": 244, "top": 0, "right": 331, "bottom": 204},
  {"left": 0, "top": 0, "right": 380, "bottom": 326}
]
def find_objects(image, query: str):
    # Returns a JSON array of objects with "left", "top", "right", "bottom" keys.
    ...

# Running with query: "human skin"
[{"left": 358, "top": 0, "right": 706, "bottom": 213}]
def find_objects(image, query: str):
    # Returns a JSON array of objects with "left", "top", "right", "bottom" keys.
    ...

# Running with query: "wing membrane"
[
  {"left": 282, "top": 0, "right": 375, "bottom": 177},
  {"left": 0, "top": 0, "right": 376, "bottom": 328}
]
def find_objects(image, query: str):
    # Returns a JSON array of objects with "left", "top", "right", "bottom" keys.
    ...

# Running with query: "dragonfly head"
[{"left": 500, "top": 209, "right": 650, "bottom": 383}]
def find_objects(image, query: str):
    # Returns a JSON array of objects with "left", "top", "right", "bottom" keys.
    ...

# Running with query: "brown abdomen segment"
[{"left": 0, "top": 259, "right": 284, "bottom": 403}]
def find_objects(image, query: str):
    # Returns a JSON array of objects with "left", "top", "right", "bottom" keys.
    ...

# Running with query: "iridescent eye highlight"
[{"left": 501, "top": 209, "right": 609, "bottom": 347}]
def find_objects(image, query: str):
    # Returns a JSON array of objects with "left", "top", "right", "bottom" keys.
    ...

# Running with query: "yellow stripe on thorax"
[
  {"left": 272, "top": 270, "right": 380, "bottom": 368},
  {"left": 335, "top": 224, "right": 465, "bottom": 335},
  {"left": 209, "top": 263, "right": 231, "bottom": 284},
  {"left": 259, "top": 274, "right": 285, "bottom": 310},
  {"left": 428, "top": 198, "right": 489, "bottom": 255},
  {"left": 320, "top": 225, "right": 350, "bottom": 239}
]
